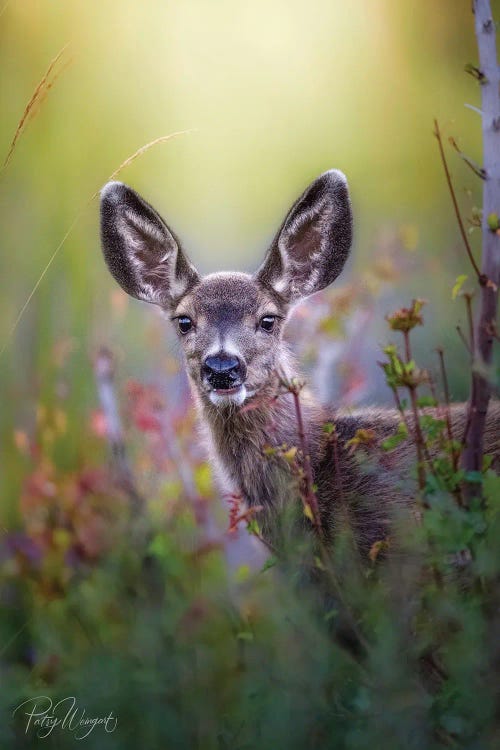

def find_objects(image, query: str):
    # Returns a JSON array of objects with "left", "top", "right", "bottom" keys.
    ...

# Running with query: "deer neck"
[{"left": 195, "top": 366, "right": 322, "bottom": 512}]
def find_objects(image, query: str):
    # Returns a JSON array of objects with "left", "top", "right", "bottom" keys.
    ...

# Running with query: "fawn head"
[{"left": 100, "top": 170, "right": 352, "bottom": 408}]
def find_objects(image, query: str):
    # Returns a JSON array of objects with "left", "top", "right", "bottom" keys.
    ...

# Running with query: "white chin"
[{"left": 209, "top": 385, "right": 247, "bottom": 407}]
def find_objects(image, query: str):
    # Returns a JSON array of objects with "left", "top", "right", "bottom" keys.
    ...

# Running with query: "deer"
[{"left": 99, "top": 170, "right": 500, "bottom": 556}]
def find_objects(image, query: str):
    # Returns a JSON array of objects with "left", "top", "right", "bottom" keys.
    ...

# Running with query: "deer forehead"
[{"left": 174, "top": 272, "right": 284, "bottom": 323}]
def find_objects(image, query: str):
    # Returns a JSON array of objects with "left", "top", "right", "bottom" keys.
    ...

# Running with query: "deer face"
[
  {"left": 100, "top": 170, "right": 352, "bottom": 408},
  {"left": 169, "top": 271, "right": 287, "bottom": 406}
]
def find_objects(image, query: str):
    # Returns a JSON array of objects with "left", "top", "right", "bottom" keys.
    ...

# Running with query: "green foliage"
[
  {"left": 2, "top": 329, "right": 500, "bottom": 748},
  {"left": 381, "top": 420, "right": 408, "bottom": 451},
  {"left": 452, "top": 274, "right": 468, "bottom": 299}
]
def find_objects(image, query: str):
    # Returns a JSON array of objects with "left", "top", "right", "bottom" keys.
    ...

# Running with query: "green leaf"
[
  {"left": 260, "top": 555, "right": 278, "bottom": 573},
  {"left": 416, "top": 395, "right": 437, "bottom": 408},
  {"left": 235, "top": 564, "right": 251, "bottom": 583},
  {"left": 487, "top": 212, "right": 499, "bottom": 231},
  {"left": 397, "top": 421, "right": 409, "bottom": 436},
  {"left": 382, "top": 421, "right": 408, "bottom": 451},
  {"left": 236, "top": 631, "right": 254, "bottom": 642},
  {"left": 324, "top": 608, "right": 338, "bottom": 622},
  {"left": 314, "top": 555, "right": 325, "bottom": 571},
  {"left": 148, "top": 533, "right": 170, "bottom": 559},
  {"left": 382, "top": 433, "right": 405, "bottom": 451},
  {"left": 452, "top": 274, "right": 468, "bottom": 299},
  {"left": 247, "top": 519, "right": 261, "bottom": 536},
  {"left": 482, "top": 454, "right": 493, "bottom": 471},
  {"left": 465, "top": 470, "right": 483, "bottom": 484}
]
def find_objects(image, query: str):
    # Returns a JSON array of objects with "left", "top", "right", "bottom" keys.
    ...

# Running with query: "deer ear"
[
  {"left": 100, "top": 181, "right": 200, "bottom": 307},
  {"left": 254, "top": 170, "right": 352, "bottom": 303}
]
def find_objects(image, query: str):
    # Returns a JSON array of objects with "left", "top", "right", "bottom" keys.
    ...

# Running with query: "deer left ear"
[
  {"left": 100, "top": 181, "right": 200, "bottom": 307},
  {"left": 254, "top": 169, "right": 352, "bottom": 303}
]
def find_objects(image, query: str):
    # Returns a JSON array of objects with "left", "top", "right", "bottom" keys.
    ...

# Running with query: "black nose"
[{"left": 202, "top": 354, "right": 244, "bottom": 390}]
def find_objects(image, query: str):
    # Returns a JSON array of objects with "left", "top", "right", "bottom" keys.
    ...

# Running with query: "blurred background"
[
  {"left": 2, "top": 3, "right": 500, "bottom": 746},
  {"left": 0, "top": 0, "right": 492, "bottom": 511}
]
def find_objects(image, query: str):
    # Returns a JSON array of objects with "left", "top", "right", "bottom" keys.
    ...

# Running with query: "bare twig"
[
  {"left": 448, "top": 136, "right": 487, "bottom": 180},
  {"left": 464, "top": 292, "right": 476, "bottom": 353},
  {"left": 278, "top": 375, "right": 368, "bottom": 654},
  {"left": 465, "top": 103, "right": 483, "bottom": 116},
  {"left": 434, "top": 119, "right": 484, "bottom": 282},
  {"left": 456, "top": 325, "right": 472, "bottom": 354},
  {"left": 403, "top": 331, "right": 427, "bottom": 492},
  {"left": 93, "top": 347, "right": 142, "bottom": 513},
  {"left": 436, "top": 348, "right": 459, "bottom": 471},
  {"left": 392, "top": 387, "right": 412, "bottom": 437},
  {"left": 287, "top": 383, "right": 323, "bottom": 538}
]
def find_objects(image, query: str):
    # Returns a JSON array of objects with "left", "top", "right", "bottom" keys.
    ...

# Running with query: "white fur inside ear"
[{"left": 122, "top": 208, "right": 167, "bottom": 247}]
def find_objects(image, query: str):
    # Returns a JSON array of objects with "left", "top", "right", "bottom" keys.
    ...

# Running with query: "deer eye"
[
  {"left": 260, "top": 315, "right": 276, "bottom": 332},
  {"left": 177, "top": 316, "right": 193, "bottom": 334}
]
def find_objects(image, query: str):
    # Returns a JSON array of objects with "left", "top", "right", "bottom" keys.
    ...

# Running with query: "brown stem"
[
  {"left": 456, "top": 325, "right": 472, "bottom": 354},
  {"left": 434, "top": 119, "right": 483, "bottom": 281},
  {"left": 436, "top": 348, "right": 459, "bottom": 472},
  {"left": 392, "top": 387, "right": 411, "bottom": 435},
  {"left": 280, "top": 376, "right": 368, "bottom": 655},
  {"left": 464, "top": 292, "right": 476, "bottom": 354},
  {"left": 290, "top": 387, "right": 323, "bottom": 538},
  {"left": 403, "top": 331, "right": 427, "bottom": 492}
]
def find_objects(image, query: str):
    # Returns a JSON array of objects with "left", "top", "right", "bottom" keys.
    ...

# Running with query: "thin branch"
[
  {"left": 448, "top": 135, "right": 487, "bottom": 179},
  {"left": 465, "top": 103, "right": 483, "bottom": 116},
  {"left": 278, "top": 375, "right": 369, "bottom": 655},
  {"left": 289, "top": 385, "right": 323, "bottom": 538},
  {"left": 433, "top": 119, "right": 484, "bottom": 282},
  {"left": 464, "top": 292, "right": 476, "bottom": 353},
  {"left": 392, "top": 387, "right": 412, "bottom": 436},
  {"left": 456, "top": 150, "right": 486, "bottom": 180},
  {"left": 403, "top": 331, "right": 427, "bottom": 492},
  {"left": 456, "top": 325, "right": 472, "bottom": 354},
  {"left": 436, "top": 348, "right": 459, "bottom": 471}
]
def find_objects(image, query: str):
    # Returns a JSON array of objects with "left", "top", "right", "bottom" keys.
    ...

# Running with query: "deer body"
[
  {"left": 99, "top": 171, "right": 500, "bottom": 553},
  {"left": 200, "top": 384, "right": 405, "bottom": 551}
]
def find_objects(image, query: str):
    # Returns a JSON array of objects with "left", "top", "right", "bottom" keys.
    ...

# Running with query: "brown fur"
[
  {"left": 99, "top": 171, "right": 500, "bottom": 554},
  {"left": 200, "top": 364, "right": 500, "bottom": 552}
]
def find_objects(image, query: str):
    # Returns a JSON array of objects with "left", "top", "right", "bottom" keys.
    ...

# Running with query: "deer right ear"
[
  {"left": 254, "top": 169, "right": 352, "bottom": 304},
  {"left": 100, "top": 182, "right": 200, "bottom": 307}
]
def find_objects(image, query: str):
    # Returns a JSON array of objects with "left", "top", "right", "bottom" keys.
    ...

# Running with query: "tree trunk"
[{"left": 462, "top": 0, "right": 500, "bottom": 487}]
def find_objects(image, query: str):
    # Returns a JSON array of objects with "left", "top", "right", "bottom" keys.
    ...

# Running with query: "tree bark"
[{"left": 462, "top": 0, "right": 500, "bottom": 485}]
